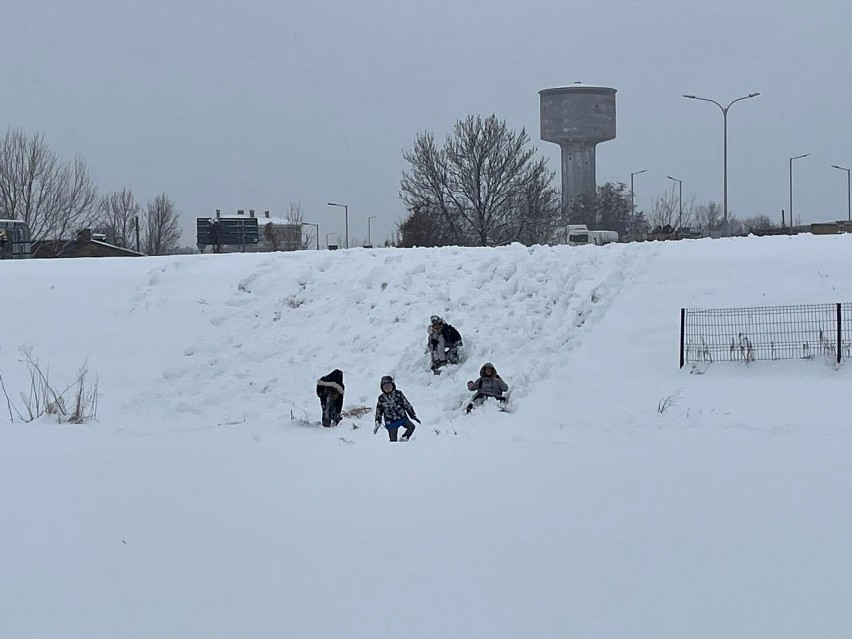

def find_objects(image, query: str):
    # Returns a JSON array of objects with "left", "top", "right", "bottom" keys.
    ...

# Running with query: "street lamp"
[
  {"left": 831, "top": 164, "right": 851, "bottom": 222},
  {"left": 666, "top": 175, "right": 683, "bottom": 229},
  {"left": 367, "top": 215, "right": 377, "bottom": 247},
  {"left": 630, "top": 170, "right": 647, "bottom": 214},
  {"left": 683, "top": 92, "right": 760, "bottom": 236},
  {"left": 327, "top": 202, "right": 349, "bottom": 249},
  {"left": 789, "top": 153, "right": 809, "bottom": 229},
  {"left": 302, "top": 222, "right": 319, "bottom": 250}
]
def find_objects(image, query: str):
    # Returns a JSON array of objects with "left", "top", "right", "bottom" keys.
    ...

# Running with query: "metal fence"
[{"left": 680, "top": 303, "right": 852, "bottom": 367}]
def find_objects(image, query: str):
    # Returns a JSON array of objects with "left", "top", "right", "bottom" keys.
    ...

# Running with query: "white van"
[{"left": 566, "top": 225, "right": 618, "bottom": 247}]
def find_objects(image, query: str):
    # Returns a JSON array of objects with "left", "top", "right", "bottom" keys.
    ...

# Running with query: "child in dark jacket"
[
  {"left": 466, "top": 362, "right": 509, "bottom": 413},
  {"left": 316, "top": 369, "right": 344, "bottom": 427},
  {"left": 428, "top": 315, "right": 463, "bottom": 374},
  {"left": 373, "top": 375, "right": 420, "bottom": 442}
]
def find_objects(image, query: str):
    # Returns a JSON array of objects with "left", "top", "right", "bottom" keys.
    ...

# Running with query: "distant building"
[
  {"left": 31, "top": 229, "right": 145, "bottom": 258},
  {"left": 811, "top": 221, "right": 852, "bottom": 235},
  {"left": 197, "top": 209, "right": 303, "bottom": 253},
  {"left": 0, "top": 219, "right": 32, "bottom": 259},
  {"left": 258, "top": 211, "right": 303, "bottom": 251}
]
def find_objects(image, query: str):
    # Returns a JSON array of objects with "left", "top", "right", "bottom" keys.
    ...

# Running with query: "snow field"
[{"left": 2, "top": 235, "right": 852, "bottom": 638}]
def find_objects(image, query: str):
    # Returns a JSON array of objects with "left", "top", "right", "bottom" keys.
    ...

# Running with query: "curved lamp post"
[
  {"left": 630, "top": 169, "right": 647, "bottom": 215},
  {"left": 831, "top": 164, "right": 851, "bottom": 222},
  {"left": 666, "top": 175, "right": 683, "bottom": 229},
  {"left": 327, "top": 202, "right": 349, "bottom": 249},
  {"left": 789, "top": 153, "right": 809, "bottom": 228},
  {"left": 367, "top": 216, "right": 377, "bottom": 247},
  {"left": 683, "top": 92, "right": 760, "bottom": 235}
]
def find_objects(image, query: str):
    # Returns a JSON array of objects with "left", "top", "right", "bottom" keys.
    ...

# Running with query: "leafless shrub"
[
  {"left": 657, "top": 388, "right": 683, "bottom": 414},
  {"left": 341, "top": 406, "right": 372, "bottom": 418},
  {"left": 0, "top": 348, "right": 99, "bottom": 424},
  {"left": 66, "top": 366, "right": 99, "bottom": 424}
]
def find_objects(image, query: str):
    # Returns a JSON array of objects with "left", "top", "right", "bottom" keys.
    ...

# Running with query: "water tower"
[{"left": 539, "top": 84, "right": 617, "bottom": 223}]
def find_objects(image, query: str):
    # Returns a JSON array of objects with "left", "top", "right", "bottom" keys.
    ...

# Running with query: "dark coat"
[
  {"left": 375, "top": 381, "right": 418, "bottom": 426},
  {"left": 429, "top": 322, "right": 462, "bottom": 349},
  {"left": 316, "top": 369, "right": 345, "bottom": 416}
]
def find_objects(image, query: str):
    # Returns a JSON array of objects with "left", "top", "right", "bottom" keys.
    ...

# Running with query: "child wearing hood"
[
  {"left": 373, "top": 375, "right": 420, "bottom": 442},
  {"left": 466, "top": 362, "right": 509, "bottom": 413}
]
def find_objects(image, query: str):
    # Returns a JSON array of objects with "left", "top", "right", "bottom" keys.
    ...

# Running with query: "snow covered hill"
[{"left": 2, "top": 235, "right": 852, "bottom": 638}]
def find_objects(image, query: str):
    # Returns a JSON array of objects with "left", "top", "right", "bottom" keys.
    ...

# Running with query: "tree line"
[
  {"left": 0, "top": 129, "right": 182, "bottom": 257},
  {"left": 643, "top": 189, "right": 780, "bottom": 235},
  {"left": 397, "top": 113, "right": 779, "bottom": 246}
]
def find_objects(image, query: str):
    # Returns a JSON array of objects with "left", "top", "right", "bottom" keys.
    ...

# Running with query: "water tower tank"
[{"left": 539, "top": 84, "right": 617, "bottom": 222}]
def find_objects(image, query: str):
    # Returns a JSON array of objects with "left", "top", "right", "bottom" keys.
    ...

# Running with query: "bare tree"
[
  {"left": 97, "top": 189, "right": 141, "bottom": 248},
  {"left": 49, "top": 156, "right": 98, "bottom": 248},
  {"left": 645, "top": 191, "right": 676, "bottom": 231},
  {"left": 284, "top": 202, "right": 314, "bottom": 249},
  {"left": 143, "top": 193, "right": 182, "bottom": 255},
  {"left": 400, "top": 114, "right": 560, "bottom": 246},
  {"left": 0, "top": 130, "right": 62, "bottom": 243},
  {"left": 695, "top": 201, "right": 723, "bottom": 232},
  {"left": 0, "top": 130, "right": 99, "bottom": 255},
  {"left": 286, "top": 202, "right": 304, "bottom": 225},
  {"left": 741, "top": 214, "right": 777, "bottom": 233},
  {"left": 647, "top": 187, "right": 697, "bottom": 231}
]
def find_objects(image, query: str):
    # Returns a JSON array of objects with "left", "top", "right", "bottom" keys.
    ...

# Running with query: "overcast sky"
[{"left": 3, "top": 0, "right": 850, "bottom": 247}]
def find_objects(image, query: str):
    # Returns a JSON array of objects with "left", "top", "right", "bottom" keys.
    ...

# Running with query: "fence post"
[
  {"left": 838, "top": 303, "right": 843, "bottom": 365},
  {"left": 680, "top": 308, "right": 686, "bottom": 369}
]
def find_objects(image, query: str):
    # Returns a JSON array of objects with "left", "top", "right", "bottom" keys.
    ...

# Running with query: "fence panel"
[{"left": 682, "top": 303, "right": 848, "bottom": 366}]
